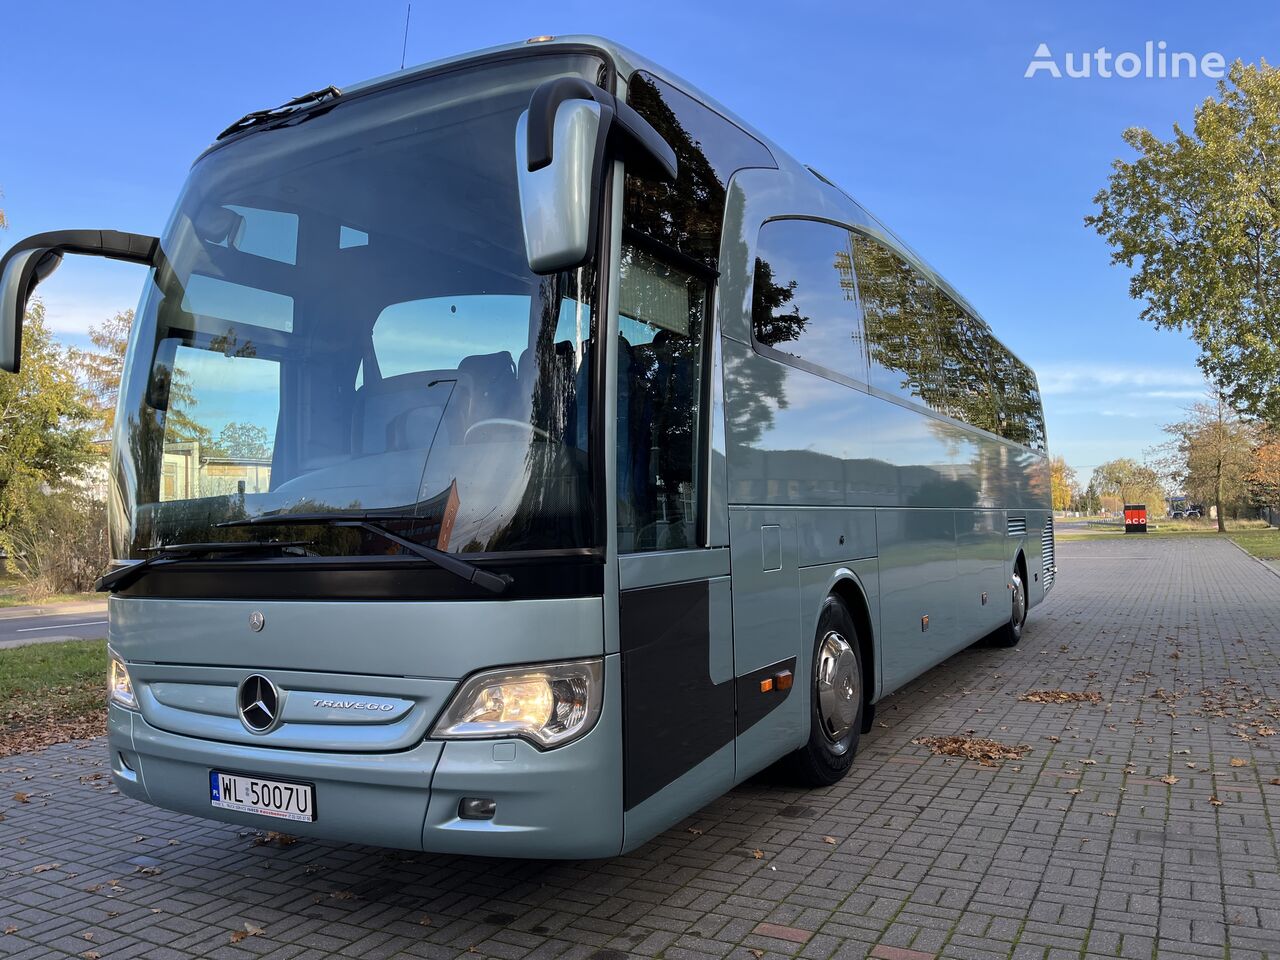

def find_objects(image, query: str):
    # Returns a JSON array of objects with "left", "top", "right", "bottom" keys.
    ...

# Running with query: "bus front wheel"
[{"left": 786, "top": 595, "right": 863, "bottom": 786}]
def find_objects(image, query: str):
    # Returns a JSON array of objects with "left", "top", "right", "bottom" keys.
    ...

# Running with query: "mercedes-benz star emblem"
[
  {"left": 248, "top": 611, "right": 265, "bottom": 632},
  {"left": 238, "top": 674, "right": 280, "bottom": 733}
]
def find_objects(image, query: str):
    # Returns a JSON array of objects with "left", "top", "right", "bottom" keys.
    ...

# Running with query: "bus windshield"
[{"left": 109, "top": 53, "right": 605, "bottom": 560}]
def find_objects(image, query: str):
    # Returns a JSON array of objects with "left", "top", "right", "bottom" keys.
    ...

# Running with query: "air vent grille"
[
  {"left": 1007, "top": 517, "right": 1027, "bottom": 537},
  {"left": 1042, "top": 516, "right": 1056, "bottom": 589}
]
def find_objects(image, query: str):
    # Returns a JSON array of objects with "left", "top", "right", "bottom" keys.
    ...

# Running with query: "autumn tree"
[
  {"left": 1153, "top": 395, "right": 1257, "bottom": 531},
  {"left": 1049, "top": 456, "right": 1078, "bottom": 513},
  {"left": 1248, "top": 429, "right": 1280, "bottom": 508},
  {"left": 71, "top": 307, "right": 211, "bottom": 447},
  {"left": 0, "top": 300, "right": 96, "bottom": 530},
  {"left": 1089, "top": 458, "right": 1165, "bottom": 516},
  {"left": 71, "top": 309, "right": 133, "bottom": 438},
  {"left": 1087, "top": 60, "right": 1280, "bottom": 421}
]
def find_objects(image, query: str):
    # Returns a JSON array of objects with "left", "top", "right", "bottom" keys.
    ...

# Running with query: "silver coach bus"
[{"left": 0, "top": 36, "right": 1054, "bottom": 858}]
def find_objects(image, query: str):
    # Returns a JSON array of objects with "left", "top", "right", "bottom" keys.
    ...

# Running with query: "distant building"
[{"left": 161, "top": 441, "right": 271, "bottom": 501}]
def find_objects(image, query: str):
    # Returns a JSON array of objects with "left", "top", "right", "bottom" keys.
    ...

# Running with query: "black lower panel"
[{"left": 620, "top": 580, "right": 733, "bottom": 810}]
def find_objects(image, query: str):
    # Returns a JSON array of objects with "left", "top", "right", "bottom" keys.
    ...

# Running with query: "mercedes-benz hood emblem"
[{"left": 238, "top": 674, "right": 280, "bottom": 733}]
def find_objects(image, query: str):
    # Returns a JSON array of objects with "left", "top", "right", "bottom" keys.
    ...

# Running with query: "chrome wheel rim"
[
  {"left": 1010, "top": 571, "right": 1027, "bottom": 637},
  {"left": 816, "top": 631, "right": 860, "bottom": 748}
]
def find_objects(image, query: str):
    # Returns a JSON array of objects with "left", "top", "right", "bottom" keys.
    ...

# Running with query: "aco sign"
[{"left": 1124, "top": 504, "right": 1148, "bottom": 534}]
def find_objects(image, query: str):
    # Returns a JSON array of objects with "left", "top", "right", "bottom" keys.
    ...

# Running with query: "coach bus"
[{"left": 0, "top": 36, "right": 1054, "bottom": 858}]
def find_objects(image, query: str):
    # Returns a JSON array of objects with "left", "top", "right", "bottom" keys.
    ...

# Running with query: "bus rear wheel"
[
  {"left": 785, "top": 595, "right": 863, "bottom": 786},
  {"left": 991, "top": 566, "right": 1027, "bottom": 648}
]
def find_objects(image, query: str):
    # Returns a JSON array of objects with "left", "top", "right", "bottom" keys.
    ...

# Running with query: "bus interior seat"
[
  {"left": 457, "top": 351, "right": 518, "bottom": 426},
  {"left": 351, "top": 370, "right": 469, "bottom": 456}
]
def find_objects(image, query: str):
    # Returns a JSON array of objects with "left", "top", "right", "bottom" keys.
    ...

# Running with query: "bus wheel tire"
[
  {"left": 786, "top": 596, "right": 863, "bottom": 787},
  {"left": 991, "top": 567, "right": 1027, "bottom": 648}
]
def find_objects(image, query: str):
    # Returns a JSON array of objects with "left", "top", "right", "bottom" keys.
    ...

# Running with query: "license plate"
[{"left": 209, "top": 771, "right": 315, "bottom": 822}]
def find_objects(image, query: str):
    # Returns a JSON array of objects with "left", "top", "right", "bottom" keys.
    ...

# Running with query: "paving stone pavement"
[{"left": 2, "top": 536, "right": 1279, "bottom": 960}]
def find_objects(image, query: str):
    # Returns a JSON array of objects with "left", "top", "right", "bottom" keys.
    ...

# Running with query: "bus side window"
[
  {"left": 853, "top": 233, "right": 946, "bottom": 407},
  {"left": 751, "top": 219, "right": 868, "bottom": 384},
  {"left": 616, "top": 244, "right": 708, "bottom": 553}
]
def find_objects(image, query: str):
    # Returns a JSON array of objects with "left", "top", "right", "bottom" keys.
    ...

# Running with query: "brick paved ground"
[{"left": 2, "top": 536, "right": 1279, "bottom": 960}]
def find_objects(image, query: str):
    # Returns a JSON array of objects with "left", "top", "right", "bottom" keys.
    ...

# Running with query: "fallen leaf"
[
  {"left": 81, "top": 952, "right": 101, "bottom": 960},
  {"left": 1067, "top": 788, "right": 1083, "bottom": 796},
  {"left": 1209, "top": 796, "right": 1224, "bottom": 806},
  {"left": 32, "top": 863, "right": 60, "bottom": 874},
  {"left": 417, "top": 916, "right": 432, "bottom": 926},
  {"left": 1019, "top": 690, "right": 1102, "bottom": 704},
  {"left": 1230, "top": 758, "right": 1248, "bottom": 767},
  {"left": 751, "top": 849, "right": 764, "bottom": 860},
  {"left": 13, "top": 792, "right": 30, "bottom": 803},
  {"left": 252, "top": 831, "right": 298, "bottom": 847},
  {"left": 3, "top": 925, "right": 16, "bottom": 935},
  {"left": 134, "top": 866, "right": 161, "bottom": 877},
  {"left": 750, "top": 951, "right": 765, "bottom": 959},
  {"left": 822, "top": 836, "right": 837, "bottom": 844},
  {"left": 229, "top": 921, "right": 265, "bottom": 943},
  {"left": 912, "top": 735, "right": 1030, "bottom": 767},
  {"left": 1159, "top": 775, "right": 1180, "bottom": 785},
  {"left": 686, "top": 827, "right": 702, "bottom": 836}
]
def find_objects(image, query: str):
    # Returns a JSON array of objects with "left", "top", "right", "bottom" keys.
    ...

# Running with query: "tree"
[
  {"left": 1248, "top": 428, "right": 1280, "bottom": 508},
  {"left": 1086, "top": 60, "right": 1280, "bottom": 422},
  {"left": 70, "top": 309, "right": 132, "bottom": 438},
  {"left": 1153, "top": 395, "right": 1257, "bottom": 531},
  {"left": 0, "top": 300, "right": 95, "bottom": 530},
  {"left": 1089, "top": 458, "right": 1165, "bottom": 516},
  {"left": 6, "top": 489, "right": 108, "bottom": 597},
  {"left": 213, "top": 421, "right": 270, "bottom": 460},
  {"left": 0, "top": 186, "right": 7, "bottom": 231},
  {"left": 1049, "top": 456, "right": 1078, "bottom": 513},
  {"left": 71, "top": 307, "right": 210, "bottom": 446}
]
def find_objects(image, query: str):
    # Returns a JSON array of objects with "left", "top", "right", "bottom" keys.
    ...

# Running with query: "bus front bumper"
[{"left": 107, "top": 659, "right": 624, "bottom": 859}]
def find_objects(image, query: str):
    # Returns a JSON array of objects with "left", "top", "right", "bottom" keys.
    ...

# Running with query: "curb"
[{"left": 1222, "top": 535, "right": 1280, "bottom": 580}]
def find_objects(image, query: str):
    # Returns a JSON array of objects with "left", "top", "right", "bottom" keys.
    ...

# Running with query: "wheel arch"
[
  {"left": 1012, "top": 547, "right": 1028, "bottom": 589},
  {"left": 826, "top": 572, "right": 877, "bottom": 733}
]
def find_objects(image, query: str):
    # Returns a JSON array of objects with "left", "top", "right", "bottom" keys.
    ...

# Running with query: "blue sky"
[{"left": 2, "top": 1, "right": 1275, "bottom": 478}]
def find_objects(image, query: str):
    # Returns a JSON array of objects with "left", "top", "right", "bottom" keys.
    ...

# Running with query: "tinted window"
[
  {"left": 113, "top": 54, "right": 604, "bottom": 559},
  {"left": 617, "top": 244, "right": 708, "bottom": 552},
  {"left": 853, "top": 233, "right": 945, "bottom": 407},
  {"left": 625, "top": 72, "right": 775, "bottom": 270},
  {"left": 752, "top": 219, "right": 867, "bottom": 384},
  {"left": 853, "top": 231, "right": 1046, "bottom": 451}
]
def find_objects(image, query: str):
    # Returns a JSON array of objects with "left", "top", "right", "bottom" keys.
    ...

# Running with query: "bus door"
[{"left": 615, "top": 243, "right": 736, "bottom": 845}]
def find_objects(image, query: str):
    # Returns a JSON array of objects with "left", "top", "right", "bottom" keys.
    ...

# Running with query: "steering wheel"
[{"left": 463, "top": 418, "right": 554, "bottom": 443}]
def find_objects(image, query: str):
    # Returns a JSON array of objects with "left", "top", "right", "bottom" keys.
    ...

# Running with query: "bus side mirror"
[
  {"left": 515, "top": 77, "right": 677, "bottom": 275},
  {"left": 0, "top": 230, "right": 159, "bottom": 373}
]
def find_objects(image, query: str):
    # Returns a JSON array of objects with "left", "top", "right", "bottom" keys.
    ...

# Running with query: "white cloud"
[{"left": 1035, "top": 363, "right": 1207, "bottom": 396}]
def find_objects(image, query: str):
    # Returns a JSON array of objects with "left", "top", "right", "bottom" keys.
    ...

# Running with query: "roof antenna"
[{"left": 400, "top": 3, "right": 412, "bottom": 70}]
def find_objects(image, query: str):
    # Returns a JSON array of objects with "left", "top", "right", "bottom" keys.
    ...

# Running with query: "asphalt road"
[{"left": 0, "top": 608, "right": 109, "bottom": 648}]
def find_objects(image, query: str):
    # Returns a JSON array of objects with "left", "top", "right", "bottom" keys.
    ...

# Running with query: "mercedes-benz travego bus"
[{"left": 0, "top": 36, "right": 1054, "bottom": 858}]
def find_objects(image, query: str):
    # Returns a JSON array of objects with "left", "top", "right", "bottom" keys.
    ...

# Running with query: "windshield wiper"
[
  {"left": 218, "top": 513, "right": 512, "bottom": 595},
  {"left": 217, "top": 86, "right": 342, "bottom": 141},
  {"left": 96, "top": 541, "right": 312, "bottom": 593}
]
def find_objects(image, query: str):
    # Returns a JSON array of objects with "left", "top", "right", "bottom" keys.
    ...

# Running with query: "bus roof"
[{"left": 219, "top": 34, "right": 1033, "bottom": 377}]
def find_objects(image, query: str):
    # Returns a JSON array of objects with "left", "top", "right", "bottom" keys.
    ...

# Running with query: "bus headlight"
[
  {"left": 432, "top": 659, "right": 603, "bottom": 749},
  {"left": 108, "top": 649, "right": 137, "bottom": 709}
]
